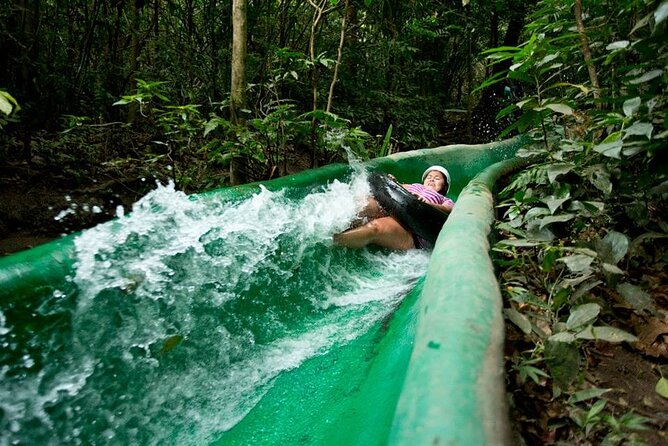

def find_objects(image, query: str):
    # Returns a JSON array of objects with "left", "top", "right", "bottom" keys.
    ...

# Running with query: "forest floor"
[
  {"left": 1, "top": 142, "right": 667, "bottom": 445},
  {"left": 0, "top": 159, "right": 160, "bottom": 255}
]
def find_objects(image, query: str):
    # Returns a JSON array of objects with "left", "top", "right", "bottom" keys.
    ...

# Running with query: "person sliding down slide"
[{"left": 333, "top": 165, "right": 454, "bottom": 250}]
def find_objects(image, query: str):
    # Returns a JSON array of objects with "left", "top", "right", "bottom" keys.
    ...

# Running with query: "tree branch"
[{"left": 574, "top": 0, "right": 601, "bottom": 102}]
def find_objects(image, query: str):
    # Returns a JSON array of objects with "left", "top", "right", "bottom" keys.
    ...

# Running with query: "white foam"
[{"left": 3, "top": 170, "right": 430, "bottom": 445}]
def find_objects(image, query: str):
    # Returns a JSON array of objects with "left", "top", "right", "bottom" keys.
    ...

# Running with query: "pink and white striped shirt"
[{"left": 404, "top": 184, "right": 454, "bottom": 207}]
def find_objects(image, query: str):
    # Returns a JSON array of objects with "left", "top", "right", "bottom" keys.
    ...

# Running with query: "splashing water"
[{"left": 0, "top": 169, "right": 430, "bottom": 445}]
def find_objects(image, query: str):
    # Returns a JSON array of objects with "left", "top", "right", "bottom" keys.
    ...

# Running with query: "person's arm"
[
  {"left": 413, "top": 195, "right": 453, "bottom": 213},
  {"left": 430, "top": 201, "right": 453, "bottom": 213}
]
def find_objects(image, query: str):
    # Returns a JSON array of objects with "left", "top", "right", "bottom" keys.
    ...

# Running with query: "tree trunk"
[
  {"left": 128, "top": 0, "right": 141, "bottom": 124},
  {"left": 326, "top": 0, "right": 349, "bottom": 113},
  {"left": 230, "top": 0, "right": 248, "bottom": 185},
  {"left": 573, "top": 0, "right": 601, "bottom": 102},
  {"left": 306, "top": 0, "right": 332, "bottom": 168},
  {"left": 18, "top": 0, "right": 40, "bottom": 161}
]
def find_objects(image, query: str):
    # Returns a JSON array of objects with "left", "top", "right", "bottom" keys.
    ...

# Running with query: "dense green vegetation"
[
  {"left": 0, "top": 0, "right": 530, "bottom": 189},
  {"left": 1, "top": 0, "right": 667, "bottom": 443},
  {"left": 487, "top": 0, "right": 667, "bottom": 443}
]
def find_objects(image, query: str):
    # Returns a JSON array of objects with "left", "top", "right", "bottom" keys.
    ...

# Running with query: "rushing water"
[{"left": 0, "top": 168, "right": 430, "bottom": 445}]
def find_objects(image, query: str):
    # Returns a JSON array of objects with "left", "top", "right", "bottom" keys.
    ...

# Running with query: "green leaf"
[
  {"left": 495, "top": 103, "right": 517, "bottom": 120},
  {"left": 547, "top": 163, "right": 575, "bottom": 183},
  {"left": 629, "top": 69, "right": 663, "bottom": 84},
  {"left": 525, "top": 206, "right": 551, "bottom": 220},
  {"left": 0, "top": 96, "right": 12, "bottom": 116},
  {"left": 112, "top": 98, "right": 133, "bottom": 106},
  {"left": 575, "top": 326, "right": 638, "bottom": 343},
  {"left": 549, "top": 331, "right": 576, "bottom": 342},
  {"left": 617, "top": 282, "right": 654, "bottom": 312},
  {"left": 568, "top": 387, "right": 611, "bottom": 404},
  {"left": 504, "top": 308, "right": 532, "bottom": 334},
  {"left": 589, "top": 399, "right": 607, "bottom": 418},
  {"left": 593, "top": 140, "right": 623, "bottom": 158},
  {"left": 379, "top": 124, "right": 393, "bottom": 157},
  {"left": 537, "top": 53, "right": 559, "bottom": 66},
  {"left": 606, "top": 40, "right": 630, "bottom": 50},
  {"left": 569, "top": 200, "right": 605, "bottom": 217},
  {"left": 597, "top": 231, "right": 629, "bottom": 264},
  {"left": 602, "top": 263, "right": 624, "bottom": 275},
  {"left": 497, "top": 239, "right": 544, "bottom": 247},
  {"left": 656, "top": 377, "right": 668, "bottom": 399},
  {"left": 546, "top": 340, "right": 581, "bottom": 389},
  {"left": 567, "top": 303, "right": 601, "bottom": 330},
  {"left": 655, "top": 1, "right": 668, "bottom": 26},
  {"left": 624, "top": 122, "right": 654, "bottom": 140},
  {"left": 544, "top": 103, "right": 573, "bottom": 115},
  {"left": 0, "top": 91, "right": 19, "bottom": 116},
  {"left": 539, "top": 213, "right": 575, "bottom": 229},
  {"left": 586, "top": 165, "right": 613, "bottom": 195},
  {"left": 623, "top": 97, "right": 641, "bottom": 117},
  {"left": 558, "top": 254, "right": 594, "bottom": 273},
  {"left": 542, "top": 195, "right": 570, "bottom": 214}
]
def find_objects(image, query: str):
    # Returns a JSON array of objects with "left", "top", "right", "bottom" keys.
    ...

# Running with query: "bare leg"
[
  {"left": 333, "top": 216, "right": 415, "bottom": 250},
  {"left": 347, "top": 197, "right": 388, "bottom": 229},
  {"left": 358, "top": 197, "right": 387, "bottom": 219}
]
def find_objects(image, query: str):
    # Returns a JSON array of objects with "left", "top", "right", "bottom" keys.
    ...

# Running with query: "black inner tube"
[{"left": 368, "top": 172, "right": 449, "bottom": 245}]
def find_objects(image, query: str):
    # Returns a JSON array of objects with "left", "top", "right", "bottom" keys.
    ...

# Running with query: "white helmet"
[{"left": 422, "top": 165, "right": 451, "bottom": 194}]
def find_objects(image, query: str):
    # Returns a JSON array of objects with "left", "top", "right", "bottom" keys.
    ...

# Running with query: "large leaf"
[
  {"left": 0, "top": 91, "right": 19, "bottom": 116},
  {"left": 540, "top": 103, "right": 574, "bottom": 115},
  {"left": 623, "top": 97, "right": 641, "bottom": 117},
  {"left": 624, "top": 121, "right": 654, "bottom": 140},
  {"left": 586, "top": 165, "right": 613, "bottom": 194},
  {"left": 617, "top": 282, "right": 654, "bottom": 312},
  {"left": 0, "top": 97, "right": 12, "bottom": 116},
  {"left": 606, "top": 40, "right": 630, "bottom": 50},
  {"left": 504, "top": 308, "right": 532, "bottom": 334},
  {"left": 547, "top": 163, "right": 575, "bottom": 183},
  {"left": 569, "top": 200, "right": 605, "bottom": 217},
  {"left": 545, "top": 340, "right": 581, "bottom": 389},
  {"left": 525, "top": 206, "right": 551, "bottom": 221},
  {"left": 593, "top": 140, "right": 623, "bottom": 158},
  {"left": 596, "top": 231, "right": 629, "bottom": 264},
  {"left": 558, "top": 254, "right": 594, "bottom": 273},
  {"left": 497, "top": 239, "right": 544, "bottom": 247},
  {"left": 575, "top": 325, "right": 638, "bottom": 343},
  {"left": 542, "top": 195, "right": 570, "bottom": 214},
  {"left": 567, "top": 303, "right": 601, "bottom": 330},
  {"left": 539, "top": 213, "right": 575, "bottom": 229},
  {"left": 549, "top": 331, "right": 576, "bottom": 342},
  {"left": 568, "top": 387, "right": 611, "bottom": 404},
  {"left": 629, "top": 69, "right": 663, "bottom": 84},
  {"left": 656, "top": 377, "right": 668, "bottom": 399},
  {"left": 602, "top": 263, "right": 624, "bottom": 275},
  {"left": 655, "top": 1, "right": 668, "bottom": 26}
]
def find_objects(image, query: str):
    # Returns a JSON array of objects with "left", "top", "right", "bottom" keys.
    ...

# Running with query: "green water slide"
[{"left": 0, "top": 137, "right": 527, "bottom": 445}]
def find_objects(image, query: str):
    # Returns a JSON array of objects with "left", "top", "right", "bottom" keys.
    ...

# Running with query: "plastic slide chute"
[{"left": 0, "top": 137, "right": 527, "bottom": 445}]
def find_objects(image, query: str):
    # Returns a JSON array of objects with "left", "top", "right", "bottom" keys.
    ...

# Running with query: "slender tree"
[
  {"left": 326, "top": 0, "right": 350, "bottom": 113},
  {"left": 573, "top": 0, "right": 601, "bottom": 103},
  {"left": 230, "top": 0, "right": 248, "bottom": 185}
]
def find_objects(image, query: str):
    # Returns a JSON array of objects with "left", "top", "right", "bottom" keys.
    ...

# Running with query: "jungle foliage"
[
  {"left": 0, "top": 0, "right": 529, "bottom": 190},
  {"left": 485, "top": 0, "right": 668, "bottom": 443},
  {"left": 1, "top": 0, "right": 667, "bottom": 443}
]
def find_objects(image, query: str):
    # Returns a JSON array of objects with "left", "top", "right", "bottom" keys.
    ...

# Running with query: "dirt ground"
[
  {"left": 0, "top": 161, "right": 158, "bottom": 255},
  {"left": 507, "top": 325, "right": 668, "bottom": 445}
]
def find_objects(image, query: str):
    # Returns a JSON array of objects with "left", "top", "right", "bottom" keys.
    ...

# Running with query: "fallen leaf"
[
  {"left": 655, "top": 377, "right": 668, "bottom": 399},
  {"left": 633, "top": 311, "right": 668, "bottom": 358}
]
